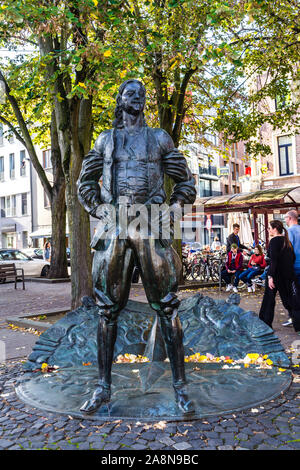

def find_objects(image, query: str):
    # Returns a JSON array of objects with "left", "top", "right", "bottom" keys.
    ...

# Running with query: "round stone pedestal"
[{"left": 16, "top": 363, "right": 292, "bottom": 421}]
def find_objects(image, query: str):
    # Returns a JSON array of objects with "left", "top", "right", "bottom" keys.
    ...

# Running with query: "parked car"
[
  {"left": 0, "top": 249, "right": 50, "bottom": 281},
  {"left": 22, "top": 248, "right": 44, "bottom": 259}
]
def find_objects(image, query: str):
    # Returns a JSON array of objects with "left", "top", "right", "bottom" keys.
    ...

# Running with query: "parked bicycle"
[
  {"left": 182, "top": 254, "right": 194, "bottom": 281},
  {"left": 191, "top": 251, "right": 225, "bottom": 282}
]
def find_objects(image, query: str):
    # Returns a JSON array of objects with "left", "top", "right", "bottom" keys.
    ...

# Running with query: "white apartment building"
[{"left": 0, "top": 123, "right": 52, "bottom": 249}]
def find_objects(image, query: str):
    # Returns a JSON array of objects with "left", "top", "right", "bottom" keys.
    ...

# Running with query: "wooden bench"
[{"left": 0, "top": 263, "right": 25, "bottom": 289}]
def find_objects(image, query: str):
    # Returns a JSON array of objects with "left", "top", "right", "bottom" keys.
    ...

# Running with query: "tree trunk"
[
  {"left": 66, "top": 166, "right": 93, "bottom": 310},
  {"left": 160, "top": 114, "right": 184, "bottom": 282},
  {"left": 49, "top": 185, "right": 68, "bottom": 279},
  {"left": 66, "top": 99, "right": 93, "bottom": 309},
  {"left": 47, "top": 111, "right": 69, "bottom": 279}
]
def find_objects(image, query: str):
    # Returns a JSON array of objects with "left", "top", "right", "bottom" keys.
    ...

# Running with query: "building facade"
[
  {"left": 0, "top": 123, "right": 53, "bottom": 250},
  {"left": 0, "top": 125, "right": 32, "bottom": 249}
]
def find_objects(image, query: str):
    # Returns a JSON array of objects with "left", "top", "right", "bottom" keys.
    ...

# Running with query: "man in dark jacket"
[
  {"left": 226, "top": 223, "right": 249, "bottom": 253},
  {"left": 77, "top": 79, "right": 196, "bottom": 415}
]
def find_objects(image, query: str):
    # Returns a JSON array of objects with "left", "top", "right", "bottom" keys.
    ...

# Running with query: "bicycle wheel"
[
  {"left": 192, "top": 262, "right": 204, "bottom": 281},
  {"left": 186, "top": 265, "right": 194, "bottom": 281},
  {"left": 210, "top": 261, "right": 221, "bottom": 282},
  {"left": 183, "top": 262, "right": 193, "bottom": 281}
]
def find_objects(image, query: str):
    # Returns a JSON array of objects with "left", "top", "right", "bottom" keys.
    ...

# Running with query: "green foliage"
[{"left": 0, "top": 0, "right": 299, "bottom": 159}]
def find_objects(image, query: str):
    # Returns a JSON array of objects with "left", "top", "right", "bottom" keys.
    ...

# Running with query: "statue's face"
[{"left": 120, "top": 81, "right": 145, "bottom": 116}]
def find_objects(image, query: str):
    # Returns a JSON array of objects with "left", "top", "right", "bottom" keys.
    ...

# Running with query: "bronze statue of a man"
[{"left": 77, "top": 79, "right": 196, "bottom": 414}]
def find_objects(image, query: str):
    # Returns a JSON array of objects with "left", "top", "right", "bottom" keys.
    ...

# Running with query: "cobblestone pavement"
[
  {"left": 0, "top": 361, "right": 299, "bottom": 451},
  {"left": 0, "top": 282, "right": 299, "bottom": 451}
]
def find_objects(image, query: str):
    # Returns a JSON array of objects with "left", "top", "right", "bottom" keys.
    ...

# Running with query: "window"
[
  {"left": 278, "top": 135, "right": 293, "bottom": 176},
  {"left": 234, "top": 143, "right": 238, "bottom": 159},
  {"left": 0, "top": 156, "right": 4, "bottom": 181},
  {"left": 9, "top": 153, "right": 15, "bottom": 179},
  {"left": 42, "top": 149, "right": 52, "bottom": 169},
  {"left": 0, "top": 197, "right": 5, "bottom": 217},
  {"left": 0, "top": 123, "right": 3, "bottom": 146},
  {"left": 6, "top": 196, "right": 10, "bottom": 216},
  {"left": 0, "top": 251, "right": 15, "bottom": 261},
  {"left": 231, "top": 162, "right": 235, "bottom": 180},
  {"left": 20, "top": 150, "right": 26, "bottom": 176},
  {"left": 8, "top": 133, "right": 14, "bottom": 144},
  {"left": 2, "top": 195, "right": 16, "bottom": 217},
  {"left": 21, "top": 193, "right": 28, "bottom": 215},
  {"left": 235, "top": 163, "right": 239, "bottom": 180},
  {"left": 12, "top": 250, "right": 30, "bottom": 260},
  {"left": 11, "top": 195, "right": 16, "bottom": 216}
]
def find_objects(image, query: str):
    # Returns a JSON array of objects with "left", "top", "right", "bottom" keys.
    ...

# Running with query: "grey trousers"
[{"left": 92, "top": 233, "right": 182, "bottom": 316}]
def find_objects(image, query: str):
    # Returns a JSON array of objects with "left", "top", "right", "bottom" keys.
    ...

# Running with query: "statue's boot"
[
  {"left": 80, "top": 314, "right": 117, "bottom": 414},
  {"left": 80, "top": 381, "right": 111, "bottom": 414},
  {"left": 173, "top": 382, "right": 194, "bottom": 414},
  {"left": 159, "top": 306, "right": 195, "bottom": 415}
]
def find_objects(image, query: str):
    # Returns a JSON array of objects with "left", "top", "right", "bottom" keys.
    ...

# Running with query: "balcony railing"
[
  {"left": 199, "top": 166, "right": 218, "bottom": 176},
  {"left": 199, "top": 189, "right": 222, "bottom": 198}
]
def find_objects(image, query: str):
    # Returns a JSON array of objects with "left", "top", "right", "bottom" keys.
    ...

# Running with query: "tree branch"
[
  {"left": 172, "top": 66, "right": 198, "bottom": 146},
  {"left": 0, "top": 69, "right": 52, "bottom": 199},
  {"left": 0, "top": 115, "right": 26, "bottom": 147}
]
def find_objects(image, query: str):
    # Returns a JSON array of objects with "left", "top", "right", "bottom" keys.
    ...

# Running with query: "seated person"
[
  {"left": 239, "top": 245, "right": 267, "bottom": 293},
  {"left": 253, "top": 264, "right": 269, "bottom": 287},
  {"left": 221, "top": 243, "right": 244, "bottom": 293},
  {"left": 211, "top": 236, "right": 221, "bottom": 251}
]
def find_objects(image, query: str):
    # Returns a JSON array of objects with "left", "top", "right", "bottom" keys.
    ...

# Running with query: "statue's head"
[{"left": 113, "top": 79, "right": 146, "bottom": 128}]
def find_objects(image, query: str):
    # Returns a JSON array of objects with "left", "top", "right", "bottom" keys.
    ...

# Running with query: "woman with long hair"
[
  {"left": 43, "top": 241, "right": 51, "bottom": 263},
  {"left": 239, "top": 244, "right": 267, "bottom": 293},
  {"left": 259, "top": 220, "right": 300, "bottom": 332}
]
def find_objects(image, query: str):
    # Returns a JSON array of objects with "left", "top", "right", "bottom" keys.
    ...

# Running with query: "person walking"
[
  {"left": 281, "top": 210, "right": 300, "bottom": 327},
  {"left": 259, "top": 220, "right": 300, "bottom": 332},
  {"left": 239, "top": 245, "right": 267, "bottom": 293},
  {"left": 221, "top": 243, "right": 244, "bottom": 293},
  {"left": 285, "top": 210, "right": 300, "bottom": 283},
  {"left": 226, "top": 223, "right": 249, "bottom": 253},
  {"left": 43, "top": 241, "right": 51, "bottom": 263}
]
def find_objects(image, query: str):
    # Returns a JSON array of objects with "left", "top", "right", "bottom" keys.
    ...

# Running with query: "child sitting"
[{"left": 221, "top": 243, "right": 244, "bottom": 293}]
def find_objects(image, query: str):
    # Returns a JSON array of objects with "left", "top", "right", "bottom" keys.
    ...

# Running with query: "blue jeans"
[
  {"left": 294, "top": 267, "right": 300, "bottom": 285},
  {"left": 239, "top": 267, "right": 261, "bottom": 286},
  {"left": 259, "top": 266, "right": 269, "bottom": 281},
  {"left": 221, "top": 269, "right": 242, "bottom": 287}
]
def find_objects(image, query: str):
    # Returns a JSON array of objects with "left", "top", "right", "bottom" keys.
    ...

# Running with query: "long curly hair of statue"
[
  {"left": 269, "top": 219, "right": 292, "bottom": 251},
  {"left": 113, "top": 79, "right": 146, "bottom": 129}
]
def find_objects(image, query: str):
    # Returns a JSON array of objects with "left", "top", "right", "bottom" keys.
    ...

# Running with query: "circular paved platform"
[{"left": 16, "top": 362, "right": 292, "bottom": 421}]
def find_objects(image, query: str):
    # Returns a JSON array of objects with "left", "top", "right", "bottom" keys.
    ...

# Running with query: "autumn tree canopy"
[{"left": 0, "top": 0, "right": 299, "bottom": 304}]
